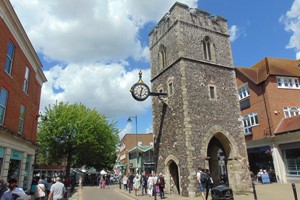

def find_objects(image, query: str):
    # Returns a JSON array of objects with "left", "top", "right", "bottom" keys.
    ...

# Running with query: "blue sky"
[{"left": 10, "top": 0, "right": 300, "bottom": 140}]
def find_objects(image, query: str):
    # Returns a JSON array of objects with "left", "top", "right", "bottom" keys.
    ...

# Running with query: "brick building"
[
  {"left": 0, "top": 0, "right": 47, "bottom": 191},
  {"left": 150, "top": 2, "right": 251, "bottom": 197},
  {"left": 236, "top": 57, "right": 300, "bottom": 183},
  {"left": 118, "top": 133, "right": 154, "bottom": 176}
]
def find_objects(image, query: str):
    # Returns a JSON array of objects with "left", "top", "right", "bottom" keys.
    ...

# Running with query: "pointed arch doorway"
[
  {"left": 207, "top": 133, "right": 232, "bottom": 186},
  {"left": 167, "top": 160, "right": 180, "bottom": 195}
]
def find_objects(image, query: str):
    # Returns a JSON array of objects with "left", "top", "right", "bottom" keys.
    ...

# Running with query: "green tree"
[{"left": 37, "top": 102, "right": 119, "bottom": 177}]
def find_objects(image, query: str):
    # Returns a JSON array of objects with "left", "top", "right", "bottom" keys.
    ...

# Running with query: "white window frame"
[
  {"left": 23, "top": 66, "right": 30, "bottom": 93},
  {"left": 277, "top": 77, "right": 300, "bottom": 89},
  {"left": 5, "top": 41, "right": 15, "bottom": 75},
  {"left": 18, "top": 104, "right": 25, "bottom": 134},
  {"left": 284, "top": 106, "right": 300, "bottom": 118},
  {"left": 243, "top": 112, "right": 259, "bottom": 135},
  {"left": 238, "top": 84, "right": 250, "bottom": 100},
  {"left": 0, "top": 88, "right": 8, "bottom": 125}
]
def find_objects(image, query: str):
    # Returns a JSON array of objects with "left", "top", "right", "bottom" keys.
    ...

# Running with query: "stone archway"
[
  {"left": 164, "top": 155, "right": 181, "bottom": 195},
  {"left": 203, "top": 126, "right": 245, "bottom": 191},
  {"left": 168, "top": 160, "right": 180, "bottom": 194},
  {"left": 207, "top": 135, "right": 229, "bottom": 186}
]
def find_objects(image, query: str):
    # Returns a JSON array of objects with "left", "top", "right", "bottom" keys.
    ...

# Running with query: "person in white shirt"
[
  {"left": 147, "top": 174, "right": 155, "bottom": 197},
  {"left": 0, "top": 178, "right": 29, "bottom": 200},
  {"left": 48, "top": 177, "right": 66, "bottom": 200},
  {"left": 34, "top": 179, "right": 46, "bottom": 200}
]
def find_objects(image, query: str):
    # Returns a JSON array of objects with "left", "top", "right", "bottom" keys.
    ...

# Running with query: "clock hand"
[{"left": 140, "top": 87, "right": 144, "bottom": 97}]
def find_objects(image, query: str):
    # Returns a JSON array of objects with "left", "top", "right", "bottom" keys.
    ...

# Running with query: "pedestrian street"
[{"left": 68, "top": 182, "right": 300, "bottom": 200}]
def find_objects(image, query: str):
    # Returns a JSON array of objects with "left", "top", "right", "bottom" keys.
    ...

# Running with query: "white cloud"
[
  {"left": 10, "top": 0, "right": 199, "bottom": 131},
  {"left": 229, "top": 25, "right": 239, "bottom": 42},
  {"left": 41, "top": 63, "right": 152, "bottom": 117},
  {"left": 297, "top": 51, "right": 300, "bottom": 60},
  {"left": 280, "top": 0, "right": 300, "bottom": 59}
]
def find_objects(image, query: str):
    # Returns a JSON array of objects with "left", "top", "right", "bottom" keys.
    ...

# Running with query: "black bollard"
[
  {"left": 252, "top": 181, "right": 258, "bottom": 200},
  {"left": 292, "top": 183, "right": 298, "bottom": 200}
]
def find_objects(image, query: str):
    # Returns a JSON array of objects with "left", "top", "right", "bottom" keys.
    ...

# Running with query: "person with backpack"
[
  {"left": 196, "top": 167, "right": 207, "bottom": 200},
  {"left": 205, "top": 169, "right": 214, "bottom": 200}
]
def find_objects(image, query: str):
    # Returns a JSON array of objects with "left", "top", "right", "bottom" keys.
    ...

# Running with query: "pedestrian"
[
  {"left": 196, "top": 167, "right": 207, "bottom": 200},
  {"left": 1, "top": 178, "right": 29, "bottom": 200},
  {"left": 128, "top": 173, "right": 134, "bottom": 193},
  {"left": 133, "top": 174, "right": 140, "bottom": 196},
  {"left": 0, "top": 180, "right": 8, "bottom": 199},
  {"left": 205, "top": 169, "right": 213, "bottom": 200},
  {"left": 141, "top": 172, "right": 147, "bottom": 196},
  {"left": 78, "top": 176, "right": 82, "bottom": 189},
  {"left": 122, "top": 175, "right": 128, "bottom": 191},
  {"left": 47, "top": 177, "right": 66, "bottom": 200},
  {"left": 157, "top": 173, "right": 165, "bottom": 199},
  {"left": 34, "top": 179, "right": 46, "bottom": 200},
  {"left": 147, "top": 174, "right": 154, "bottom": 197},
  {"left": 46, "top": 177, "right": 53, "bottom": 197}
]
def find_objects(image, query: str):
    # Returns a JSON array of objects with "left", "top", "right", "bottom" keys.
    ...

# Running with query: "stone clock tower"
[{"left": 149, "top": 2, "right": 251, "bottom": 197}]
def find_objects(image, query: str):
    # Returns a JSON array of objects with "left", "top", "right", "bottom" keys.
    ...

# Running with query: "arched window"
[
  {"left": 202, "top": 36, "right": 215, "bottom": 61},
  {"left": 158, "top": 44, "right": 167, "bottom": 69}
]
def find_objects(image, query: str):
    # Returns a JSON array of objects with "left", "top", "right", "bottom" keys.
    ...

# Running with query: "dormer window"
[{"left": 277, "top": 77, "right": 300, "bottom": 89}]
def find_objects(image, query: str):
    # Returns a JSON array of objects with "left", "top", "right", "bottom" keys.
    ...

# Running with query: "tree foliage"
[{"left": 37, "top": 102, "right": 119, "bottom": 175}]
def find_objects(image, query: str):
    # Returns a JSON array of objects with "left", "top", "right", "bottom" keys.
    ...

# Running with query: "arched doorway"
[
  {"left": 168, "top": 160, "right": 180, "bottom": 194},
  {"left": 207, "top": 133, "right": 231, "bottom": 186}
]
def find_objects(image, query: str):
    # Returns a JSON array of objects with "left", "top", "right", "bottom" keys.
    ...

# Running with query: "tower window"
[
  {"left": 202, "top": 36, "right": 215, "bottom": 61},
  {"left": 159, "top": 44, "right": 167, "bottom": 70},
  {"left": 209, "top": 86, "right": 216, "bottom": 99},
  {"left": 167, "top": 77, "right": 174, "bottom": 96}
]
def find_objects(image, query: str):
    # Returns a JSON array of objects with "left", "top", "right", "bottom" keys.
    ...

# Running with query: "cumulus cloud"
[
  {"left": 229, "top": 25, "right": 239, "bottom": 42},
  {"left": 10, "top": 0, "right": 199, "bottom": 133},
  {"left": 280, "top": 0, "right": 300, "bottom": 59}
]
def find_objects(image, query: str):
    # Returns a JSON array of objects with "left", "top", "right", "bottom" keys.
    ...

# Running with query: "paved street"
[{"left": 68, "top": 182, "right": 300, "bottom": 200}]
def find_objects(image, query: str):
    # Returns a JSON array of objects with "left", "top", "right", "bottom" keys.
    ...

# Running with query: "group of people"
[
  {"left": 121, "top": 172, "right": 166, "bottom": 199},
  {"left": 0, "top": 176, "right": 67, "bottom": 200},
  {"left": 197, "top": 167, "right": 214, "bottom": 200}
]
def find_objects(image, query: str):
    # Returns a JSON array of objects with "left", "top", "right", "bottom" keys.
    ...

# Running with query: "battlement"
[{"left": 149, "top": 2, "right": 229, "bottom": 48}]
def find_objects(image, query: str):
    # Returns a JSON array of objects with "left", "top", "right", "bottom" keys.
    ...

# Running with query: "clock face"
[{"left": 131, "top": 83, "right": 150, "bottom": 101}]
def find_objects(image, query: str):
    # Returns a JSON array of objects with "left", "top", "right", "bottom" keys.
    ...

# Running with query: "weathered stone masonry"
[{"left": 150, "top": 2, "right": 251, "bottom": 197}]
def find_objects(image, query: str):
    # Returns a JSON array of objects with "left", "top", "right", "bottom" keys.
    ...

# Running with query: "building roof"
[
  {"left": 236, "top": 57, "right": 300, "bottom": 84},
  {"left": 128, "top": 145, "right": 153, "bottom": 153},
  {"left": 274, "top": 115, "right": 300, "bottom": 134}
]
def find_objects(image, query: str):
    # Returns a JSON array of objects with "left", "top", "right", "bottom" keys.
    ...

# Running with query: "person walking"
[
  {"left": 133, "top": 174, "right": 141, "bottom": 196},
  {"left": 147, "top": 174, "right": 154, "bottom": 197},
  {"left": 141, "top": 172, "right": 147, "bottom": 196},
  {"left": 197, "top": 167, "right": 207, "bottom": 200},
  {"left": 47, "top": 177, "right": 66, "bottom": 200},
  {"left": 46, "top": 177, "right": 53, "bottom": 197},
  {"left": 34, "top": 179, "right": 46, "bottom": 200},
  {"left": 122, "top": 175, "right": 128, "bottom": 191},
  {"left": 0, "top": 180, "right": 8, "bottom": 199},
  {"left": 157, "top": 173, "right": 165, "bottom": 199},
  {"left": 205, "top": 169, "right": 213, "bottom": 200},
  {"left": 0, "top": 178, "right": 29, "bottom": 200},
  {"left": 128, "top": 173, "right": 134, "bottom": 193}
]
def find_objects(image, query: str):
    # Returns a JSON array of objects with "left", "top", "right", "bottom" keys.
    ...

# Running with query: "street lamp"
[
  {"left": 127, "top": 115, "right": 138, "bottom": 145},
  {"left": 127, "top": 115, "right": 138, "bottom": 174}
]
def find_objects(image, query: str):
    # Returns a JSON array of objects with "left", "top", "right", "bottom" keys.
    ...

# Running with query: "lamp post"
[{"left": 127, "top": 115, "right": 138, "bottom": 174}]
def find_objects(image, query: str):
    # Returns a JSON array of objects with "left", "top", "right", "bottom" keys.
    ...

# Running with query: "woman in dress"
[
  {"left": 34, "top": 179, "right": 46, "bottom": 200},
  {"left": 147, "top": 174, "right": 154, "bottom": 197},
  {"left": 133, "top": 174, "right": 140, "bottom": 196}
]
